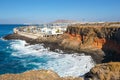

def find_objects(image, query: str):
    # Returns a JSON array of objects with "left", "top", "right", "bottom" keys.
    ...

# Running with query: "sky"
[{"left": 0, "top": 0, "right": 120, "bottom": 24}]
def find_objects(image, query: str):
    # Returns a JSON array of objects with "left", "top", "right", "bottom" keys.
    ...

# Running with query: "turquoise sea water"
[{"left": 0, "top": 25, "right": 94, "bottom": 77}]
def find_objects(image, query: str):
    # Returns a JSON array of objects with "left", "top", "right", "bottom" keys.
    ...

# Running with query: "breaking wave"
[{"left": 9, "top": 40, "right": 95, "bottom": 77}]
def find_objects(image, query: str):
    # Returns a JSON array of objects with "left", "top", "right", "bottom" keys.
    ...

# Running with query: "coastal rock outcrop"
[
  {"left": 60, "top": 22, "right": 120, "bottom": 62},
  {"left": 0, "top": 70, "right": 83, "bottom": 80},
  {"left": 3, "top": 22, "right": 120, "bottom": 80},
  {"left": 63, "top": 23, "right": 120, "bottom": 50},
  {"left": 85, "top": 62, "right": 120, "bottom": 80},
  {"left": 4, "top": 22, "right": 120, "bottom": 63},
  {"left": 0, "top": 62, "right": 120, "bottom": 80}
]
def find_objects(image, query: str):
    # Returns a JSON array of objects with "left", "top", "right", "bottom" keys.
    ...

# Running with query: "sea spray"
[
  {"left": 0, "top": 38, "right": 95, "bottom": 77},
  {"left": 9, "top": 40, "right": 95, "bottom": 77}
]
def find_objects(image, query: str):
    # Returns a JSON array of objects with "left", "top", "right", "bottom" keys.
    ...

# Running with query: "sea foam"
[
  {"left": 0, "top": 37, "right": 6, "bottom": 41},
  {"left": 10, "top": 40, "right": 95, "bottom": 77}
]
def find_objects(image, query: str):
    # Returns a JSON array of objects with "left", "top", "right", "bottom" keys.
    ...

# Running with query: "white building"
[
  {"left": 14, "top": 24, "right": 67, "bottom": 38},
  {"left": 40, "top": 27, "right": 63, "bottom": 35}
]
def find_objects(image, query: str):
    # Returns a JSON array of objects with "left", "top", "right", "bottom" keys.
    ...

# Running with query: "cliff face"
[
  {"left": 85, "top": 62, "right": 120, "bottom": 80},
  {"left": 60, "top": 22, "right": 120, "bottom": 62}
]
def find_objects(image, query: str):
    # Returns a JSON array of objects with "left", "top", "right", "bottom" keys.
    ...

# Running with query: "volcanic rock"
[{"left": 85, "top": 62, "right": 120, "bottom": 80}]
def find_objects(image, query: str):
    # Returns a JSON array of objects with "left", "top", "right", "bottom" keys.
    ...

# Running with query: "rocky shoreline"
[
  {"left": 2, "top": 22, "right": 120, "bottom": 80},
  {"left": 85, "top": 62, "right": 120, "bottom": 80},
  {"left": 0, "top": 62, "right": 119, "bottom": 80},
  {"left": 0, "top": 70, "right": 83, "bottom": 80},
  {"left": 4, "top": 33, "right": 104, "bottom": 63}
]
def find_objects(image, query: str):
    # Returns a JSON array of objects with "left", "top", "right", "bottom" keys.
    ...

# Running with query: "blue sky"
[{"left": 0, "top": 0, "right": 120, "bottom": 24}]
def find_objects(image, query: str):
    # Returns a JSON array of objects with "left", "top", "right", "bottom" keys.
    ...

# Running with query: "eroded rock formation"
[
  {"left": 0, "top": 70, "right": 83, "bottom": 80},
  {"left": 4, "top": 22, "right": 120, "bottom": 63},
  {"left": 85, "top": 62, "right": 120, "bottom": 80},
  {"left": 62, "top": 23, "right": 120, "bottom": 50},
  {"left": 60, "top": 22, "right": 120, "bottom": 62},
  {"left": 3, "top": 22, "right": 120, "bottom": 80}
]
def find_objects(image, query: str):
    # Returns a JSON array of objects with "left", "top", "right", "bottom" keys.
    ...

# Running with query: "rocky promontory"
[
  {"left": 85, "top": 62, "right": 120, "bottom": 80},
  {"left": 3, "top": 22, "right": 120, "bottom": 80},
  {"left": 4, "top": 22, "right": 120, "bottom": 63},
  {"left": 61, "top": 22, "right": 120, "bottom": 62}
]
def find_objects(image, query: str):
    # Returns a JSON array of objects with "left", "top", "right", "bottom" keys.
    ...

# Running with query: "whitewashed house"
[
  {"left": 14, "top": 24, "right": 67, "bottom": 38},
  {"left": 40, "top": 27, "right": 64, "bottom": 37}
]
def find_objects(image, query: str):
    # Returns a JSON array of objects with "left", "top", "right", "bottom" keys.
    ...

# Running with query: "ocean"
[{"left": 0, "top": 24, "right": 94, "bottom": 77}]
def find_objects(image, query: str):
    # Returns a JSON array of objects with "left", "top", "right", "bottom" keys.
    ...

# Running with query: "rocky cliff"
[
  {"left": 3, "top": 22, "right": 120, "bottom": 80},
  {"left": 85, "top": 62, "right": 120, "bottom": 80},
  {"left": 60, "top": 22, "right": 120, "bottom": 62},
  {"left": 4, "top": 22, "right": 120, "bottom": 63}
]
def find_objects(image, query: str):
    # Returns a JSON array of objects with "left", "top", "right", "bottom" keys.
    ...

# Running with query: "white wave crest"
[
  {"left": 10, "top": 40, "right": 95, "bottom": 77},
  {"left": 0, "top": 37, "right": 7, "bottom": 41}
]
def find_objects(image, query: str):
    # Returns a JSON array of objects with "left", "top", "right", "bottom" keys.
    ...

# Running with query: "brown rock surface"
[
  {"left": 0, "top": 70, "right": 83, "bottom": 80},
  {"left": 60, "top": 22, "right": 120, "bottom": 62},
  {"left": 85, "top": 62, "right": 120, "bottom": 80},
  {"left": 63, "top": 22, "right": 120, "bottom": 51}
]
